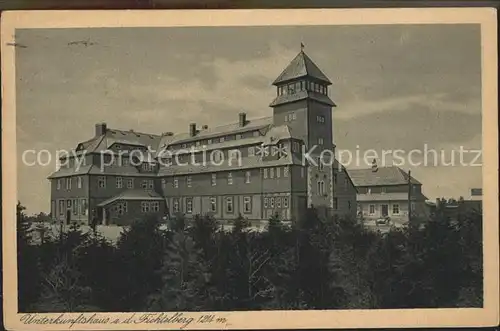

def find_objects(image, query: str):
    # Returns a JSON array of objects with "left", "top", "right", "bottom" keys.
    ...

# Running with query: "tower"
[{"left": 270, "top": 46, "right": 337, "bottom": 210}]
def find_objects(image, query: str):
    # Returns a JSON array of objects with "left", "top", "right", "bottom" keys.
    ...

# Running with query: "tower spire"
[{"left": 300, "top": 42, "right": 305, "bottom": 52}]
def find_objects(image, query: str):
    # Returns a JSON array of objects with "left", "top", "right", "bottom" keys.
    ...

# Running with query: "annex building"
[
  {"left": 347, "top": 166, "right": 428, "bottom": 225},
  {"left": 48, "top": 49, "right": 357, "bottom": 226}
]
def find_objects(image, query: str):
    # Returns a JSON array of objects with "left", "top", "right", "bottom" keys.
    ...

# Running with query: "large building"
[
  {"left": 347, "top": 166, "right": 428, "bottom": 225},
  {"left": 48, "top": 48, "right": 357, "bottom": 226}
]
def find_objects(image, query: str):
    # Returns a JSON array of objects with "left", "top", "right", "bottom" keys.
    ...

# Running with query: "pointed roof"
[
  {"left": 273, "top": 50, "right": 332, "bottom": 85},
  {"left": 347, "top": 166, "right": 422, "bottom": 187}
]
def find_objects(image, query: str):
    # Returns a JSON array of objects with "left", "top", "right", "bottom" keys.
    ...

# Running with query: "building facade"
[
  {"left": 347, "top": 166, "right": 428, "bottom": 225},
  {"left": 48, "top": 49, "right": 357, "bottom": 226}
]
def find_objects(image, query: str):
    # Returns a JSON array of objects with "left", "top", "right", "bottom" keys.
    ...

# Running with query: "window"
[
  {"left": 127, "top": 178, "right": 134, "bottom": 189},
  {"left": 212, "top": 150, "right": 223, "bottom": 163},
  {"left": 369, "top": 205, "right": 375, "bottom": 215},
  {"left": 270, "top": 168, "right": 275, "bottom": 178},
  {"left": 283, "top": 197, "right": 289, "bottom": 208},
  {"left": 253, "top": 131, "right": 259, "bottom": 137},
  {"left": 220, "top": 136, "right": 225, "bottom": 143},
  {"left": 317, "top": 180, "right": 325, "bottom": 195},
  {"left": 348, "top": 201, "right": 352, "bottom": 210},
  {"left": 226, "top": 197, "right": 234, "bottom": 213},
  {"left": 81, "top": 199, "right": 87, "bottom": 215},
  {"left": 211, "top": 173, "right": 217, "bottom": 186},
  {"left": 187, "top": 176, "right": 192, "bottom": 188},
  {"left": 142, "top": 180, "right": 148, "bottom": 189},
  {"left": 380, "top": 187, "right": 386, "bottom": 193},
  {"left": 98, "top": 176, "right": 106, "bottom": 188},
  {"left": 142, "top": 163, "right": 155, "bottom": 172},
  {"left": 248, "top": 146, "right": 255, "bottom": 157},
  {"left": 77, "top": 176, "right": 82, "bottom": 189},
  {"left": 276, "top": 197, "right": 282, "bottom": 208},
  {"left": 317, "top": 115, "right": 325, "bottom": 123},
  {"left": 186, "top": 198, "right": 193, "bottom": 214},
  {"left": 263, "top": 168, "right": 268, "bottom": 179},
  {"left": 51, "top": 200, "right": 56, "bottom": 217},
  {"left": 243, "top": 196, "right": 252, "bottom": 213},
  {"left": 174, "top": 178, "right": 179, "bottom": 188},
  {"left": 66, "top": 177, "right": 72, "bottom": 190},
  {"left": 161, "top": 179, "right": 166, "bottom": 189},
  {"left": 148, "top": 179, "right": 154, "bottom": 190},
  {"left": 276, "top": 167, "right": 281, "bottom": 178},
  {"left": 229, "top": 149, "right": 240, "bottom": 162},
  {"left": 284, "top": 166, "right": 289, "bottom": 177},
  {"left": 227, "top": 172, "right": 233, "bottom": 185},
  {"left": 210, "top": 197, "right": 217, "bottom": 212},
  {"left": 207, "top": 139, "right": 212, "bottom": 144},
  {"left": 318, "top": 137, "right": 324, "bottom": 145},
  {"left": 292, "top": 113, "right": 297, "bottom": 120},
  {"left": 236, "top": 134, "right": 242, "bottom": 140},
  {"left": 344, "top": 177, "right": 349, "bottom": 190},
  {"left": 59, "top": 200, "right": 64, "bottom": 215},
  {"left": 57, "top": 179, "right": 61, "bottom": 190},
  {"left": 72, "top": 199, "right": 78, "bottom": 215},
  {"left": 392, "top": 204, "right": 400, "bottom": 215},
  {"left": 115, "top": 202, "right": 127, "bottom": 215},
  {"left": 123, "top": 158, "right": 130, "bottom": 166},
  {"left": 116, "top": 177, "right": 123, "bottom": 188},
  {"left": 152, "top": 201, "right": 160, "bottom": 212},
  {"left": 245, "top": 171, "right": 251, "bottom": 184},
  {"left": 173, "top": 199, "right": 179, "bottom": 213},
  {"left": 141, "top": 201, "right": 150, "bottom": 213},
  {"left": 195, "top": 141, "right": 201, "bottom": 147},
  {"left": 181, "top": 143, "right": 187, "bottom": 149},
  {"left": 319, "top": 158, "right": 324, "bottom": 171},
  {"left": 67, "top": 199, "right": 72, "bottom": 209},
  {"left": 270, "top": 197, "right": 275, "bottom": 208},
  {"left": 264, "top": 197, "right": 269, "bottom": 208}
]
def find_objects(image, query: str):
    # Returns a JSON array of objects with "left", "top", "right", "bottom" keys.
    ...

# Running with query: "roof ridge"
[
  {"left": 108, "top": 128, "right": 161, "bottom": 137},
  {"left": 171, "top": 115, "right": 272, "bottom": 140}
]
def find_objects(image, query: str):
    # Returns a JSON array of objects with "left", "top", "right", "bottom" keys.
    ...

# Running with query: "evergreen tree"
[
  {"left": 111, "top": 216, "right": 167, "bottom": 311},
  {"left": 33, "top": 223, "right": 96, "bottom": 312},
  {"left": 17, "top": 202, "right": 42, "bottom": 312},
  {"left": 149, "top": 217, "right": 211, "bottom": 311}
]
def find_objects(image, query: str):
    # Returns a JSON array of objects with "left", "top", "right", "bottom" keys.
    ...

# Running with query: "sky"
[{"left": 15, "top": 24, "right": 482, "bottom": 213}]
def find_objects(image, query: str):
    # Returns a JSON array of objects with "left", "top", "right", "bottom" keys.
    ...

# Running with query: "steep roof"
[
  {"left": 347, "top": 166, "right": 422, "bottom": 187},
  {"left": 163, "top": 116, "right": 273, "bottom": 147},
  {"left": 273, "top": 50, "right": 332, "bottom": 85},
  {"left": 97, "top": 189, "right": 164, "bottom": 207}
]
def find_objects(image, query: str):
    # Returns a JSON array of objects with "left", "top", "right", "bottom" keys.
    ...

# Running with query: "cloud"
[{"left": 13, "top": 26, "right": 483, "bottom": 213}]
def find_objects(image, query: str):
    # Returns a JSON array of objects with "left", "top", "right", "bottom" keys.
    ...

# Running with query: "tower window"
[
  {"left": 287, "top": 84, "right": 296, "bottom": 94},
  {"left": 300, "top": 81, "right": 305, "bottom": 91}
]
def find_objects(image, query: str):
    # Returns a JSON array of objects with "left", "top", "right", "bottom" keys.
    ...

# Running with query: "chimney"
[
  {"left": 189, "top": 123, "right": 197, "bottom": 137},
  {"left": 435, "top": 198, "right": 440, "bottom": 208},
  {"left": 95, "top": 122, "right": 107, "bottom": 136},
  {"left": 239, "top": 112, "right": 247, "bottom": 127}
]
